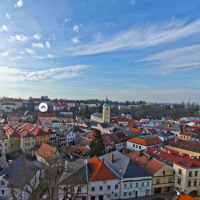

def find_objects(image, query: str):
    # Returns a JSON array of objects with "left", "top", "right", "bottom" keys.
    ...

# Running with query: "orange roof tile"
[
  {"left": 180, "top": 131, "right": 192, "bottom": 136},
  {"left": 128, "top": 137, "right": 162, "bottom": 146},
  {"left": 177, "top": 192, "right": 194, "bottom": 200},
  {"left": 37, "top": 143, "right": 56, "bottom": 160},
  {"left": 87, "top": 157, "right": 118, "bottom": 181},
  {"left": 125, "top": 151, "right": 140, "bottom": 160}
]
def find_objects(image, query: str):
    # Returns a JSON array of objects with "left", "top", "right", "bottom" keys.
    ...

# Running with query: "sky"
[{"left": 0, "top": 0, "right": 200, "bottom": 103}]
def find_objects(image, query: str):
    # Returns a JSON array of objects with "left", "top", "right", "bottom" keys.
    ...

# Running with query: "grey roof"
[
  {"left": 123, "top": 130, "right": 144, "bottom": 138},
  {"left": 0, "top": 156, "right": 40, "bottom": 188},
  {"left": 110, "top": 114, "right": 117, "bottom": 118},
  {"left": 85, "top": 121, "right": 99, "bottom": 127},
  {"left": 99, "top": 151, "right": 151, "bottom": 178},
  {"left": 91, "top": 112, "right": 102, "bottom": 118},
  {"left": 170, "top": 124, "right": 181, "bottom": 132},
  {"left": 99, "top": 123, "right": 112, "bottom": 128},
  {"left": 159, "top": 130, "right": 175, "bottom": 137},
  {"left": 76, "top": 137, "right": 91, "bottom": 147}
]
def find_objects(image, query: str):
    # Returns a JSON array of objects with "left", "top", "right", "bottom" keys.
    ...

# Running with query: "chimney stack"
[
  {"left": 110, "top": 154, "right": 114, "bottom": 163},
  {"left": 9, "top": 160, "right": 13, "bottom": 165}
]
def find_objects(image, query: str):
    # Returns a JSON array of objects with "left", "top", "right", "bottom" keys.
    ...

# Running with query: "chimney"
[
  {"left": 110, "top": 154, "right": 114, "bottom": 163},
  {"left": 101, "top": 159, "right": 104, "bottom": 164},
  {"left": 9, "top": 160, "right": 13, "bottom": 165}
]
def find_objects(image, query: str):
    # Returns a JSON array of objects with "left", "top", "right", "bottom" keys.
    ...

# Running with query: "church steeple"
[{"left": 102, "top": 97, "right": 110, "bottom": 123}]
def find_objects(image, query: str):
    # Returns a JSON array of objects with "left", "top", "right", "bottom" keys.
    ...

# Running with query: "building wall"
[
  {"left": 0, "top": 138, "right": 9, "bottom": 155},
  {"left": 173, "top": 164, "right": 200, "bottom": 194},
  {"left": 35, "top": 134, "right": 49, "bottom": 145},
  {"left": 127, "top": 142, "right": 163, "bottom": 151},
  {"left": 120, "top": 177, "right": 152, "bottom": 198},
  {"left": 180, "top": 135, "right": 191, "bottom": 141},
  {"left": 91, "top": 115, "right": 103, "bottom": 123},
  {"left": 88, "top": 179, "right": 120, "bottom": 200},
  {"left": 102, "top": 105, "right": 110, "bottom": 123},
  {"left": 165, "top": 145, "right": 200, "bottom": 157},
  {"left": 8, "top": 120, "right": 19, "bottom": 127},
  {"left": 151, "top": 164, "right": 174, "bottom": 195},
  {"left": 10, "top": 136, "right": 20, "bottom": 151},
  {"left": 21, "top": 137, "right": 35, "bottom": 153}
]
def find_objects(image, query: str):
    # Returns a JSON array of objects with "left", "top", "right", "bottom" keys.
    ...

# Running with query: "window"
[
  {"left": 44, "top": 135, "right": 46, "bottom": 138},
  {"left": 43, "top": 140, "right": 45, "bottom": 143},
  {"left": 1, "top": 181, "right": 5, "bottom": 185},
  {"left": 130, "top": 183, "right": 132, "bottom": 188},
  {"left": 169, "top": 177, "right": 173, "bottom": 183},
  {"left": 37, "top": 136, "right": 39, "bottom": 139},
  {"left": 194, "top": 180, "right": 197, "bottom": 186},
  {"left": 78, "top": 187, "right": 81, "bottom": 192},
  {"left": 189, "top": 171, "right": 192, "bottom": 177},
  {"left": 139, "top": 146, "right": 141, "bottom": 149},
  {"left": 37, "top": 141, "right": 39, "bottom": 144},
  {"left": 115, "top": 194, "right": 118, "bottom": 197},
  {"left": 28, "top": 137, "right": 30, "bottom": 140},
  {"left": 0, "top": 144, "right": 2, "bottom": 147},
  {"left": 32, "top": 142, "right": 34, "bottom": 145},
  {"left": 100, "top": 186, "right": 103, "bottom": 191},
  {"left": 177, "top": 178, "right": 181, "bottom": 185},
  {"left": 163, "top": 171, "right": 165, "bottom": 175},
  {"left": 11, "top": 144, "right": 13, "bottom": 146},
  {"left": 91, "top": 187, "right": 95, "bottom": 191},
  {"left": 115, "top": 185, "right": 118, "bottom": 189},
  {"left": 124, "top": 184, "right": 127, "bottom": 188},
  {"left": 142, "top": 182, "right": 144, "bottom": 187},
  {"left": 28, "top": 142, "right": 30, "bottom": 146},
  {"left": 2, "top": 190, "right": 4, "bottom": 195},
  {"left": 147, "top": 182, "right": 149, "bottom": 186},
  {"left": 25, "top": 143, "right": 27, "bottom": 146},
  {"left": 195, "top": 171, "right": 198, "bottom": 176},
  {"left": 156, "top": 179, "right": 160, "bottom": 184},
  {"left": 5, "top": 143, "right": 7, "bottom": 146},
  {"left": 133, "top": 144, "right": 135, "bottom": 147},
  {"left": 32, "top": 137, "right": 34, "bottom": 140},
  {"left": 188, "top": 181, "right": 191, "bottom": 187},
  {"left": 107, "top": 195, "right": 110, "bottom": 198},
  {"left": 107, "top": 185, "right": 110, "bottom": 190},
  {"left": 40, "top": 136, "right": 42, "bottom": 139},
  {"left": 136, "top": 183, "right": 138, "bottom": 187},
  {"left": 178, "top": 169, "right": 182, "bottom": 175},
  {"left": 124, "top": 192, "right": 127, "bottom": 197},
  {"left": 136, "top": 145, "right": 138, "bottom": 148},
  {"left": 129, "top": 192, "right": 132, "bottom": 196}
]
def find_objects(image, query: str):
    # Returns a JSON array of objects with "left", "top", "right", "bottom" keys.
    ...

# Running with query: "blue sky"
[{"left": 0, "top": 0, "right": 200, "bottom": 103}]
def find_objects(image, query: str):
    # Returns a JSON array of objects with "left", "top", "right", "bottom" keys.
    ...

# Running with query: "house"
[
  {"left": 31, "top": 98, "right": 52, "bottom": 105},
  {"left": 110, "top": 117, "right": 134, "bottom": 126},
  {"left": 0, "top": 156, "right": 42, "bottom": 200},
  {"left": 44, "top": 127, "right": 57, "bottom": 147},
  {"left": 180, "top": 132, "right": 192, "bottom": 141},
  {"left": 36, "top": 143, "right": 60, "bottom": 166},
  {"left": 87, "top": 156, "right": 120, "bottom": 200},
  {"left": 0, "top": 103, "right": 18, "bottom": 110},
  {"left": 132, "top": 154, "right": 174, "bottom": 195},
  {"left": 9, "top": 99, "right": 23, "bottom": 108},
  {"left": 99, "top": 151, "right": 152, "bottom": 198},
  {"left": 4, "top": 106, "right": 12, "bottom": 112},
  {"left": 0, "top": 131, "right": 9, "bottom": 155},
  {"left": 127, "top": 136, "right": 163, "bottom": 151},
  {"left": 75, "top": 137, "right": 91, "bottom": 148},
  {"left": 109, "top": 132, "right": 128, "bottom": 149},
  {"left": 38, "top": 113, "right": 57, "bottom": 120},
  {"left": 20, "top": 131, "right": 35, "bottom": 153},
  {"left": 52, "top": 120, "right": 60, "bottom": 127},
  {"left": 7, "top": 116, "right": 19, "bottom": 127},
  {"left": 165, "top": 138, "right": 200, "bottom": 157},
  {"left": 144, "top": 147, "right": 200, "bottom": 195},
  {"left": 70, "top": 146, "right": 89, "bottom": 160}
]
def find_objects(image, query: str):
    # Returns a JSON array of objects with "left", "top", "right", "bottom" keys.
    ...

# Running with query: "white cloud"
[
  {"left": 6, "top": 13, "right": 10, "bottom": 19},
  {"left": 65, "top": 19, "right": 69, "bottom": 22},
  {"left": 25, "top": 48, "right": 35, "bottom": 54},
  {"left": 45, "top": 41, "right": 51, "bottom": 48},
  {"left": 32, "top": 43, "right": 44, "bottom": 49},
  {"left": 33, "top": 33, "right": 42, "bottom": 40},
  {"left": 137, "top": 44, "right": 200, "bottom": 73},
  {"left": 71, "top": 37, "right": 80, "bottom": 43},
  {"left": 52, "top": 34, "right": 56, "bottom": 40},
  {"left": 106, "top": 22, "right": 116, "bottom": 27},
  {"left": 11, "top": 56, "right": 23, "bottom": 60},
  {"left": 67, "top": 18, "right": 200, "bottom": 56},
  {"left": 1, "top": 51, "right": 8, "bottom": 57},
  {"left": 0, "top": 65, "right": 87, "bottom": 82},
  {"left": 9, "top": 35, "right": 27, "bottom": 42},
  {"left": 20, "top": 51, "right": 24, "bottom": 54},
  {"left": 73, "top": 25, "right": 79, "bottom": 32},
  {"left": 131, "top": 0, "right": 135, "bottom": 5},
  {"left": 47, "top": 54, "right": 54, "bottom": 58},
  {"left": 14, "top": 0, "right": 23, "bottom": 7},
  {"left": 0, "top": 25, "right": 8, "bottom": 32}
]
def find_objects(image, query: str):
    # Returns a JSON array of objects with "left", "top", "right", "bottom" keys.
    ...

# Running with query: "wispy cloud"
[
  {"left": 52, "top": 34, "right": 56, "bottom": 40},
  {"left": 9, "top": 35, "right": 27, "bottom": 42},
  {"left": 25, "top": 48, "right": 35, "bottom": 54},
  {"left": 131, "top": 0, "right": 135, "bottom": 6},
  {"left": 14, "top": 0, "right": 23, "bottom": 7},
  {"left": 6, "top": 13, "right": 10, "bottom": 19},
  {"left": 71, "top": 37, "right": 81, "bottom": 43},
  {"left": 11, "top": 56, "right": 23, "bottom": 60},
  {"left": 20, "top": 51, "right": 24, "bottom": 54},
  {"left": 137, "top": 44, "right": 200, "bottom": 73},
  {"left": 65, "top": 19, "right": 69, "bottom": 22},
  {"left": 0, "top": 25, "right": 8, "bottom": 32},
  {"left": 45, "top": 41, "right": 51, "bottom": 48},
  {"left": 67, "top": 18, "right": 200, "bottom": 56},
  {"left": 32, "top": 43, "right": 44, "bottom": 49},
  {"left": 1, "top": 51, "right": 8, "bottom": 57},
  {"left": 47, "top": 54, "right": 54, "bottom": 58},
  {"left": 73, "top": 25, "right": 79, "bottom": 32},
  {"left": 106, "top": 22, "right": 116, "bottom": 27},
  {"left": 0, "top": 65, "right": 87, "bottom": 82},
  {"left": 33, "top": 33, "right": 42, "bottom": 40}
]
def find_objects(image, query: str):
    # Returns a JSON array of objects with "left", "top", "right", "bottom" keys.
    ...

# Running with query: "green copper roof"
[{"left": 104, "top": 99, "right": 110, "bottom": 106}]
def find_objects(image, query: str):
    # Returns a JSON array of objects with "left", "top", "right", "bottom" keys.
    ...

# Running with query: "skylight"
[
  {"left": 154, "top": 151, "right": 157, "bottom": 153},
  {"left": 157, "top": 152, "right": 160, "bottom": 155}
]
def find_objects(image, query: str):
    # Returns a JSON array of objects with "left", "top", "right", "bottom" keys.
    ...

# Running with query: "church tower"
[{"left": 102, "top": 98, "right": 110, "bottom": 123}]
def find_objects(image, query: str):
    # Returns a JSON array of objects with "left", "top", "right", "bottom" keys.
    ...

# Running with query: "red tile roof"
[
  {"left": 71, "top": 146, "right": 89, "bottom": 159},
  {"left": 38, "top": 113, "right": 57, "bottom": 118},
  {"left": 87, "top": 156, "right": 118, "bottom": 181},
  {"left": 146, "top": 128, "right": 157, "bottom": 135},
  {"left": 128, "top": 137, "right": 162, "bottom": 146},
  {"left": 177, "top": 192, "right": 194, "bottom": 200},
  {"left": 102, "top": 134, "right": 114, "bottom": 147},
  {"left": 180, "top": 131, "right": 192, "bottom": 136},
  {"left": 145, "top": 147, "right": 199, "bottom": 169},
  {"left": 37, "top": 143, "right": 56, "bottom": 160},
  {"left": 125, "top": 151, "right": 140, "bottom": 160}
]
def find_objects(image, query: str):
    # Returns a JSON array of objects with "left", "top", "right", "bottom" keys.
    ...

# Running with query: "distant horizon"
[{"left": 0, "top": 0, "right": 200, "bottom": 103}]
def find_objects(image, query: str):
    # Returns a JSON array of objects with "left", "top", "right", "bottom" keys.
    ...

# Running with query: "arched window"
[{"left": 1, "top": 180, "right": 5, "bottom": 185}]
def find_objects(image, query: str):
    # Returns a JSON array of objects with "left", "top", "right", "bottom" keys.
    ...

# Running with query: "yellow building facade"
[
  {"left": 35, "top": 134, "right": 50, "bottom": 145},
  {"left": 180, "top": 132, "right": 192, "bottom": 141},
  {"left": 0, "top": 134, "right": 9, "bottom": 155}
]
